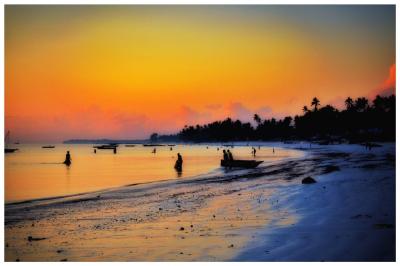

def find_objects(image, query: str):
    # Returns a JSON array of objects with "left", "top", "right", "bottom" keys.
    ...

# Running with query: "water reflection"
[{"left": 5, "top": 144, "right": 303, "bottom": 202}]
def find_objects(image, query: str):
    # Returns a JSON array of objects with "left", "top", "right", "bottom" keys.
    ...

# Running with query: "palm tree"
[
  {"left": 355, "top": 97, "right": 369, "bottom": 112},
  {"left": 311, "top": 97, "right": 320, "bottom": 111},
  {"left": 253, "top": 114, "right": 262, "bottom": 125},
  {"left": 345, "top": 97, "right": 354, "bottom": 111},
  {"left": 302, "top": 106, "right": 309, "bottom": 114}
]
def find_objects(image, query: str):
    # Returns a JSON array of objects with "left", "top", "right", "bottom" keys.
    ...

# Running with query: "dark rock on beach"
[{"left": 302, "top": 177, "right": 316, "bottom": 184}]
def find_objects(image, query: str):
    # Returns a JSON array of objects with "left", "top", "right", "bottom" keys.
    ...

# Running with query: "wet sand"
[{"left": 5, "top": 143, "right": 395, "bottom": 261}]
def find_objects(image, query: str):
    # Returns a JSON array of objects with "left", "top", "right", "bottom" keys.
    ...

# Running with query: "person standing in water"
[
  {"left": 223, "top": 150, "right": 229, "bottom": 161},
  {"left": 227, "top": 149, "right": 234, "bottom": 161},
  {"left": 175, "top": 153, "right": 183, "bottom": 171},
  {"left": 64, "top": 151, "right": 71, "bottom": 166}
]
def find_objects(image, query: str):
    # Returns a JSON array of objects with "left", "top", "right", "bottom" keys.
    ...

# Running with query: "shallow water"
[{"left": 5, "top": 143, "right": 303, "bottom": 203}]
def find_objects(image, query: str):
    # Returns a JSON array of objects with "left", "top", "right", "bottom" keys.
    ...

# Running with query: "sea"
[{"left": 5, "top": 143, "right": 304, "bottom": 203}]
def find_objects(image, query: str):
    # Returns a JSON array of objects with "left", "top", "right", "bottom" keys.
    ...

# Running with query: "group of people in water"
[
  {"left": 62, "top": 145, "right": 270, "bottom": 170},
  {"left": 222, "top": 149, "right": 234, "bottom": 161}
]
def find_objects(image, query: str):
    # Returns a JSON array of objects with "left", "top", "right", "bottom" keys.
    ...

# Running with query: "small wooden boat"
[
  {"left": 5, "top": 148, "right": 18, "bottom": 153},
  {"left": 93, "top": 144, "right": 118, "bottom": 149},
  {"left": 5, "top": 131, "right": 18, "bottom": 153},
  {"left": 42, "top": 145, "right": 55, "bottom": 148},
  {"left": 143, "top": 144, "right": 165, "bottom": 147},
  {"left": 221, "top": 159, "right": 263, "bottom": 168}
]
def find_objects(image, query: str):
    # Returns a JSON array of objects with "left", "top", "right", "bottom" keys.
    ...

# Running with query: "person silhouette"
[
  {"left": 222, "top": 150, "right": 229, "bottom": 161},
  {"left": 175, "top": 153, "right": 183, "bottom": 171},
  {"left": 64, "top": 151, "right": 71, "bottom": 166},
  {"left": 227, "top": 149, "right": 234, "bottom": 161}
]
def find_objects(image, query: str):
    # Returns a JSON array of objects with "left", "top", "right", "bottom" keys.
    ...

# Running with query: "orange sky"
[{"left": 5, "top": 6, "right": 396, "bottom": 142}]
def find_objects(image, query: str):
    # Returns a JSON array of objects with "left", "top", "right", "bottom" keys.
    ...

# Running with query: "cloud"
[
  {"left": 255, "top": 106, "right": 272, "bottom": 117},
  {"left": 223, "top": 102, "right": 273, "bottom": 123},
  {"left": 6, "top": 103, "right": 275, "bottom": 142},
  {"left": 225, "top": 102, "right": 253, "bottom": 122},
  {"left": 370, "top": 63, "right": 396, "bottom": 98},
  {"left": 205, "top": 104, "right": 222, "bottom": 110}
]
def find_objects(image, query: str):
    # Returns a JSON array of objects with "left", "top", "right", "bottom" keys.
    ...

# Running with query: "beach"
[{"left": 5, "top": 142, "right": 395, "bottom": 261}]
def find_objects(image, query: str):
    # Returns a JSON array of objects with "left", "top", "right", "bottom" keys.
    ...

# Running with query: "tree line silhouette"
[{"left": 156, "top": 94, "right": 395, "bottom": 143}]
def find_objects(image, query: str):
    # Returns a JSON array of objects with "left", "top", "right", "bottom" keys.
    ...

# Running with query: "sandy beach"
[{"left": 5, "top": 142, "right": 395, "bottom": 261}]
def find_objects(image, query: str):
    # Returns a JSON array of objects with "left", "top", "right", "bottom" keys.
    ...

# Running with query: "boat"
[
  {"left": 125, "top": 144, "right": 136, "bottom": 147},
  {"left": 143, "top": 144, "right": 165, "bottom": 147},
  {"left": 5, "top": 148, "right": 18, "bottom": 153},
  {"left": 5, "top": 131, "right": 18, "bottom": 153},
  {"left": 42, "top": 145, "right": 55, "bottom": 148},
  {"left": 93, "top": 144, "right": 118, "bottom": 149},
  {"left": 221, "top": 159, "right": 263, "bottom": 168}
]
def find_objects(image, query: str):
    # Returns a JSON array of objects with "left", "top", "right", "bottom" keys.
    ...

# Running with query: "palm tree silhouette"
[
  {"left": 253, "top": 114, "right": 262, "bottom": 125},
  {"left": 302, "top": 106, "right": 309, "bottom": 114},
  {"left": 345, "top": 97, "right": 354, "bottom": 110},
  {"left": 311, "top": 97, "right": 320, "bottom": 111},
  {"left": 355, "top": 97, "right": 369, "bottom": 112}
]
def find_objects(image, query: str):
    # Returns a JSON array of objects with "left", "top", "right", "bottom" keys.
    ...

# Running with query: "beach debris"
[
  {"left": 228, "top": 244, "right": 234, "bottom": 248},
  {"left": 159, "top": 208, "right": 163, "bottom": 211},
  {"left": 16, "top": 259, "right": 20, "bottom": 262},
  {"left": 60, "top": 258, "right": 68, "bottom": 261},
  {"left": 351, "top": 214, "right": 372, "bottom": 219},
  {"left": 190, "top": 224, "right": 193, "bottom": 228},
  {"left": 179, "top": 227, "right": 185, "bottom": 231},
  {"left": 374, "top": 223, "right": 394, "bottom": 229},
  {"left": 27, "top": 236, "right": 46, "bottom": 242},
  {"left": 57, "top": 249, "right": 64, "bottom": 253},
  {"left": 302, "top": 177, "right": 316, "bottom": 184},
  {"left": 324, "top": 165, "right": 340, "bottom": 174}
]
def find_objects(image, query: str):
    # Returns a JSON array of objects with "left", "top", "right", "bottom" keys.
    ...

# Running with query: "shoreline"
[{"left": 5, "top": 143, "right": 395, "bottom": 261}]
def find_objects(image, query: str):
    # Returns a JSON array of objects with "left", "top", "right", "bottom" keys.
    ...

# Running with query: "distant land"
[{"left": 63, "top": 139, "right": 148, "bottom": 144}]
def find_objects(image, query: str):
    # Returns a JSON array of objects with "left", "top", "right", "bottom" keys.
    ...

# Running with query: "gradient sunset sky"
[{"left": 5, "top": 5, "right": 395, "bottom": 142}]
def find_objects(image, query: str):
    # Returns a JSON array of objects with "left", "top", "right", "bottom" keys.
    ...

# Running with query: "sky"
[{"left": 5, "top": 5, "right": 396, "bottom": 142}]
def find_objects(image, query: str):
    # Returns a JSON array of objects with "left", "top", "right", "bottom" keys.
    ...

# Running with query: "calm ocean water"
[{"left": 5, "top": 143, "right": 303, "bottom": 203}]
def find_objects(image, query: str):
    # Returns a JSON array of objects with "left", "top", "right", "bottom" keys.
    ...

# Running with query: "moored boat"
[
  {"left": 5, "top": 131, "right": 18, "bottom": 153},
  {"left": 42, "top": 145, "right": 55, "bottom": 148},
  {"left": 221, "top": 159, "right": 263, "bottom": 168},
  {"left": 93, "top": 144, "right": 118, "bottom": 149},
  {"left": 143, "top": 144, "right": 165, "bottom": 147}
]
